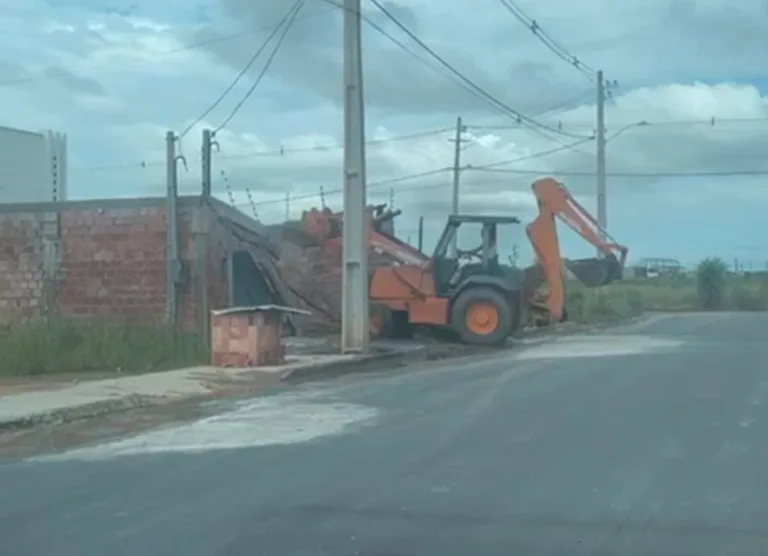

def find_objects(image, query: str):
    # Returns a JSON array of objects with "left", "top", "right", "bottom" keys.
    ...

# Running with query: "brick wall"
[
  {"left": 0, "top": 212, "right": 44, "bottom": 322},
  {"left": 57, "top": 206, "right": 168, "bottom": 320},
  {"left": 0, "top": 197, "right": 356, "bottom": 337},
  {"left": 0, "top": 199, "right": 220, "bottom": 329}
]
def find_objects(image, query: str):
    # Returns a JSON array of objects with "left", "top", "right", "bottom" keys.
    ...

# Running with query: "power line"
[
  {"left": 468, "top": 116, "right": 768, "bottom": 132},
  {"left": 623, "top": 117, "right": 768, "bottom": 128},
  {"left": 178, "top": 0, "right": 304, "bottom": 139},
  {"left": 230, "top": 138, "right": 592, "bottom": 208},
  {"left": 497, "top": 0, "right": 597, "bottom": 81},
  {"left": 213, "top": 2, "right": 303, "bottom": 133},
  {"left": 469, "top": 167, "right": 768, "bottom": 178},
  {"left": 232, "top": 160, "right": 768, "bottom": 209},
  {"left": 364, "top": 0, "right": 589, "bottom": 141},
  {"left": 316, "top": 0, "right": 550, "bottom": 140},
  {"left": 0, "top": 6, "right": 335, "bottom": 87},
  {"left": 70, "top": 115, "right": 768, "bottom": 174},
  {"left": 70, "top": 127, "right": 452, "bottom": 173},
  {"left": 530, "top": 89, "right": 595, "bottom": 118},
  {"left": 218, "top": 127, "right": 452, "bottom": 159}
]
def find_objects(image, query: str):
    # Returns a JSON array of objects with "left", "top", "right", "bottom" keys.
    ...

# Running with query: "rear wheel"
[
  {"left": 450, "top": 287, "right": 512, "bottom": 346},
  {"left": 370, "top": 305, "right": 413, "bottom": 339}
]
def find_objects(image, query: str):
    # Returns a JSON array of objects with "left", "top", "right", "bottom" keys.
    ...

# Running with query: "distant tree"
[{"left": 696, "top": 257, "right": 729, "bottom": 310}]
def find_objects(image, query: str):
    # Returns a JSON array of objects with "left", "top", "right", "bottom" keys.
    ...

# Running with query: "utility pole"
[
  {"left": 165, "top": 131, "right": 180, "bottom": 327},
  {"left": 389, "top": 187, "right": 395, "bottom": 209},
  {"left": 197, "top": 129, "right": 213, "bottom": 342},
  {"left": 285, "top": 192, "right": 290, "bottom": 221},
  {"left": 201, "top": 129, "right": 212, "bottom": 198},
  {"left": 450, "top": 116, "right": 467, "bottom": 257},
  {"left": 596, "top": 70, "right": 607, "bottom": 247},
  {"left": 341, "top": 0, "right": 369, "bottom": 354},
  {"left": 417, "top": 216, "right": 424, "bottom": 252}
]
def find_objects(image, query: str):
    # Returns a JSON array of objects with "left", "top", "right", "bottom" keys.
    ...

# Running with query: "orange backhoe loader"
[
  {"left": 287, "top": 203, "right": 429, "bottom": 267},
  {"left": 367, "top": 177, "right": 628, "bottom": 345},
  {"left": 523, "top": 177, "right": 628, "bottom": 327}
]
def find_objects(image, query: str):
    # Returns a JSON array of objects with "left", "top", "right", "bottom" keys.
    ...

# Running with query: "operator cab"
[{"left": 430, "top": 215, "right": 522, "bottom": 296}]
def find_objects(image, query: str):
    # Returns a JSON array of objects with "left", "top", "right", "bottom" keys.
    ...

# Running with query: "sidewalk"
[
  {"left": 0, "top": 352, "right": 381, "bottom": 430},
  {"left": 0, "top": 327, "right": 575, "bottom": 431}
]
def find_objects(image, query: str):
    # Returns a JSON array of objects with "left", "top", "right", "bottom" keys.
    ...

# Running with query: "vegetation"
[
  {"left": 3, "top": 258, "right": 766, "bottom": 377},
  {"left": 0, "top": 318, "right": 207, "bottom": 377},
  {"left": 696, "top": 258, "right": 729, "bottom": 310},
  {"left": 565, "top": 258, "right": 768, "bottom": 324}
]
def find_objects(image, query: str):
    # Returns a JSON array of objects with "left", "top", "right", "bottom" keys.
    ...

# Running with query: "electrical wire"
[
  {"left": 70, "top": 115, "right": 768, "bottom": 174},
  {"left": 469, "top": 116, "right": 768, "bottom": 132},
  {"left": 621, "top": 117, "right": 768, "bottom": 128},
  {"left": 218, "top": 127, "right": 452, "bottom": 159},
  {"left": 498, "top": 0, "right": 597, "bottom": 82},
  {"left": 316, "top": 0, "right": 537, "bottom": 135},
  {"left": 363, "top": 0, "right": 589, "bottom": 141},
  {"left": 178, "top": 0, "right": 303, "bottom": 140},
  {"left": 213, "top": 1, "right": 304, "bottom": 133},
  {"left": 468, "top": 167, "right": 768, "bottom": 178},
  {"left": 69, "top": 126, "right": 454, "bottom": 173},
  {"left": 530, "top": 88, "right": 595, "bottom": 118},
  {"left": 231, "top": 162, "right": 768, "bottom": 211},
  {"left": 0, "top": 6, "right": 335, "bottom": 87},
  {"left": 230, "top": 137, "right": 593, "bottom": 208}
]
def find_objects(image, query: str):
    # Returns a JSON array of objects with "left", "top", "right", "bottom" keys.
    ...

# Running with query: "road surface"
[{"left": 2, "top": 313, "right": 768, "bottom": 555}]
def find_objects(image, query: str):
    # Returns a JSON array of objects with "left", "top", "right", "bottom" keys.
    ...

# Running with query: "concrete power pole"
[
  {"left": 417, "top": 216, "right": 424, "bottom": 252},
  {"left": 450, "top": 116, "right": 466, "bottom": 257},
  {"left": 165, "top": 131, "right": 180, "bottom": 327},
  {"left": 201, "top": 129, "right": 212, "bottom": 198},
  {"left": 596, "top": 70, "right": 607, "bottom": 247},
  {"left": 197, "top": 129, "right": 213, "bottom": 343},
  {"left": 284, "top": 192, "right": 290, "bottom": 221},
  {"left": 341, "top": 0, "right": 369, "bottom": 354}
]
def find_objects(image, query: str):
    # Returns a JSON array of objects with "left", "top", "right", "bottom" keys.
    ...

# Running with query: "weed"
[{"left": 0, "top": 318, "right": 207, "bottom": 377}]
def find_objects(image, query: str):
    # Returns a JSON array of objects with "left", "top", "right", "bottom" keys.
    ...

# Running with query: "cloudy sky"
[{"left": 1, "top": 0, "right": 768, "bottom": 267}]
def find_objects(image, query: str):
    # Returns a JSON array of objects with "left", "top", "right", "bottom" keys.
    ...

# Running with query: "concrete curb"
[
  {"left": 0, "top": 394, "right": 164, "bottom": 433},
  {"left": 0, "top": 350, "right": 440, "bottom": 432},
  {"left": 279, "top": 346, "right": 446, "bottom": 383},
  {"left": 0, "top": 317, "right": 641, "bottom": 433}
]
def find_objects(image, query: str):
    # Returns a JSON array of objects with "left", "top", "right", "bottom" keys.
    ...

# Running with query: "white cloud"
[{"left": 1, "top": 0, "right": 767, "bottom": 265}]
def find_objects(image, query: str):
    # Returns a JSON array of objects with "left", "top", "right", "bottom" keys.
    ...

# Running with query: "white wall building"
[{"left": 0, "top": 125, "right": 67, "bottom": 203}]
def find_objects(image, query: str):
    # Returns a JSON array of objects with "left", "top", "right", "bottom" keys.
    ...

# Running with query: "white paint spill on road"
[
  {"left": 36, "top": 392, "right": 378, "bottom": 462},
  {"left": 515, "top": 334, "right": 682, "bottom": 360}
]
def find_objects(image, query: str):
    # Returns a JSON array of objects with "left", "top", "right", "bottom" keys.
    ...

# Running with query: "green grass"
[
  {"left": 0, "top": 319, "right": 207, "bottom": 377},
  {"left": 567, "top": 274, "right": 768, "bottom": 324}
]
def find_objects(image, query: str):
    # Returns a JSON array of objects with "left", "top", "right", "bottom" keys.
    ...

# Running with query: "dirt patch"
[
  {"left": 0, "top": 396, "right": 215, "bottom": 460},
  {"left": 0, "top": 372, "right": 123, "bottom": 396}
]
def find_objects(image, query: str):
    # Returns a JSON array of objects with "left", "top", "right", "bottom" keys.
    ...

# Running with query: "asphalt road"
[{"left": 2, "top": 313, "right": 768, "bottom": 555}]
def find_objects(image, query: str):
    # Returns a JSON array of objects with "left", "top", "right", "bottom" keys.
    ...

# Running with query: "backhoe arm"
[{"left": 526, "top": 177, "right": 629, "bottom": 322}]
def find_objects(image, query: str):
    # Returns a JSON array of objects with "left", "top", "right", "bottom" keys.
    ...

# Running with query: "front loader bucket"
[{"left": 565, "top": 254, "right": 623, "bottom": 288}]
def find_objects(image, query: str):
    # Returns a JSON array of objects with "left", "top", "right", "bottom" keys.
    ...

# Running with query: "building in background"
[{"left": 0, "top": 125, "right": 67, "bottom": 203}]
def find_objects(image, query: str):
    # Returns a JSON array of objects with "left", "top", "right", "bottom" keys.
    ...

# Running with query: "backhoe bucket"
[{"left": 565, "top": 254, "right": 623, "bottom": 288}]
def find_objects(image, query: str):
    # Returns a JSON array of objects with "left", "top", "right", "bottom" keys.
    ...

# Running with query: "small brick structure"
[{"left": 210, "top": 305, "right": 311, "bottom": 367}]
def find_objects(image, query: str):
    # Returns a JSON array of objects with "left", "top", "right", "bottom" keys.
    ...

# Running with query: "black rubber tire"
[
  {"left": 450, "top": 287, "right": 512, "bottom": 346},
  {"left": 389, "top": 310, "right": 414, "bottom": 339},
  {"left": 370, "top": 306, "right": 414, "bottom": 339}
]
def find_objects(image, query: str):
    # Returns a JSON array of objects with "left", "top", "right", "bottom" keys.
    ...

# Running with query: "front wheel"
[{"left": 450, "top": 287, "right": 512, "bottom": 346}]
